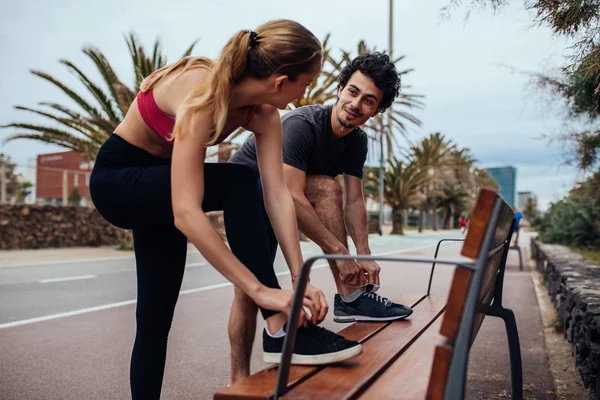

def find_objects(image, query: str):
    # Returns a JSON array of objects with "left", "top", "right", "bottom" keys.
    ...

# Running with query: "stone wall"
[
  {"left": 0, "top": 204, "right": 227, "bottom": 250},
  {"left": 0, "top": 205, "right": 227, "bottom": 250},
  {"left": 0, "top": 204, "right": 131, "bottom": 249},
  {"left": 531, "top": 239, "right": 600, "bottom": 398}
]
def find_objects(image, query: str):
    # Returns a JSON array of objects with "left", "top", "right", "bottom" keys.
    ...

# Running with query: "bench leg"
[{"left": 487, "top": 306, "right": 523, "bottom": 400}]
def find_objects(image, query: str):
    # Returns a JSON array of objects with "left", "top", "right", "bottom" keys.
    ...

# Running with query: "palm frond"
[
  {"left": 83, "top": 47, "right": 129, "bottom": 115},
  {"left": 59, "top": 59, "right": 121, "bottom": 122},
  {"left": 11, "top": 106, "right": 104, "bottom": 144},
  {"left": 30, "top": 70, "right": 102, "bottom": 117}
]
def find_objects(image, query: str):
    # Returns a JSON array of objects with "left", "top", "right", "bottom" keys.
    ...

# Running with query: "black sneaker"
[
  {"left": 263, "top": 323, "right": 363, "bottom": 365},
  {"left": 334, "top": 292, "right": 413, "bottom": 323}
]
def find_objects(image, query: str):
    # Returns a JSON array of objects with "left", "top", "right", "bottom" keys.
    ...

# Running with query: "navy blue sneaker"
[
  {"left": 263, "top": 323, "right": 362, "bottom": 365},
  {"left": 334, "top": 292, "right": 413, "bottom": 323}
]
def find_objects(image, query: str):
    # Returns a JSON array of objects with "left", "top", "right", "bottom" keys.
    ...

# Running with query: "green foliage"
[
  {"left": 0, "top": 153, "right": 33, "bottom": 202},
  {"left": 68, "top": 188, "right": 82, "bottom": 205},
  {"left": 364, "top": 132, "right": 491, "bottom": 233},
  {"left": 117, "top": 240, "right": 135, "bottom": 251},
  {"left": 569, "top": 247, "right": 600, "bottom": 264},
  {"left": 554, "top": 315, "right": 564, "bottom": 334},
  {"left": 538, "top": 194, "right": 600, "bottom": 248},
  {"left": 16, "top": 181, "right": 33, "bottom": 203},
  {"left": 364, "top": 158, "right": 426, "bottom": 234},
  {"left": 524, "top": 196, "right": 540, "bottom": 221}
]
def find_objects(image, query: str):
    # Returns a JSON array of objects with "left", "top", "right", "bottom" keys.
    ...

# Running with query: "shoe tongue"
[{"left": 365, "top": 283, "right": 380, "bottom": 293}]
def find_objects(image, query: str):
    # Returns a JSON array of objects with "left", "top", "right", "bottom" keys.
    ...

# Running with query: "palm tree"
[
  {"left": 408, "top": 132, "right": 455, "bottom": 232},
  {"left": 440, "top": 147, "right": 478, "bottom": 228},
  {"left": 1, "top": 33, "right": 197, "bottom": 159},
  {"left": 365, "top": 158, "right": 425, "bottom": 235},
  {"left": 438, "top": 184, "right": 469, "bottom": 229}
]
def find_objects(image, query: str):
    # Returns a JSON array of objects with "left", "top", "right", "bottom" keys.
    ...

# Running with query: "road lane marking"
[
  {"left": 0, "top": 243, "right": 456, "bottom": 329},
  {"left": 0, "top": 300, "right": 137, "bottom": 329},
  {"left": 40, "top": 275, "right": 97, "bottom": 283},
  {"left": 2, "top": 257, "right": 134, "bottom": 268},
  {"left": 2, "top": 250, "right": 202, "bottom": 268}
]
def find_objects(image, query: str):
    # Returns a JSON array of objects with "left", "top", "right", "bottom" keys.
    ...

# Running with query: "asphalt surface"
[{"left": 0, "top": 231, "right": 555, "bottom": 399}]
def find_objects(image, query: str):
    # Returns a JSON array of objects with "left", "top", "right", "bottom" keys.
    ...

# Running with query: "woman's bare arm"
[
  {"left": 249, "top": 105, "right": 304, "bottom": 278},
  {"left": 171, "top": 111, "right": 264, "bottom": 298}
]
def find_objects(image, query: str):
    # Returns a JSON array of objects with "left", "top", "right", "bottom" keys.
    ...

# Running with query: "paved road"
[
  {"left": 0, "top": 233, "right": 445, "bottom": 326},
  {"left": 0, "top": 231, "right": 555, "bottom": 399}
]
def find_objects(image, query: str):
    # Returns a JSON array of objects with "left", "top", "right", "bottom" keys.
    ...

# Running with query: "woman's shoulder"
[
  {"left": 165, "top": 68, "right": 210, "bottom": 95},
  {"left": 156, "top": 68, "right": 210, "bottom": 115},
  {"left": 243, "top": 104, "right": 282, "bottom": 134}
]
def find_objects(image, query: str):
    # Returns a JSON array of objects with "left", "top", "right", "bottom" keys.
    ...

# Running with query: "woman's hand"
[
  {"left": 293, "top": 281, "right": 329, "bottom": 324},
  {"left": 251, "top": 286, "right": 317, "bottom": 328}
]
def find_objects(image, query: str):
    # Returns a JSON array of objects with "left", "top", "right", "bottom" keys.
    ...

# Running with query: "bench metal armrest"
[
  {"left": 427, "top": 239, "right": 465, "bottom": 296},
  {"left": 274, "top": 253, "right": 473, "bottom": 399}
]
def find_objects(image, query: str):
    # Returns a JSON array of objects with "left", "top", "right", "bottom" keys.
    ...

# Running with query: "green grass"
[
  {"left": 117, "top": 241, "right": 134, "bottom": 251},
  {"left": 568, "top": 247, "right": 600, "bottom": 264},
  {"left": 554, "top": 316, "right": 564, "bottom": 334}
]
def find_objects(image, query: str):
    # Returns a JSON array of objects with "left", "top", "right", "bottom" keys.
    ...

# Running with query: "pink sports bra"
[{"left": 136, "top": 89, "right": 255, "bottom": 145}]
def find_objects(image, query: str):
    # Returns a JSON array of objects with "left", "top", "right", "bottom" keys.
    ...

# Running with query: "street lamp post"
[{"left": 379, "top": 0, "right": 393, "bottom": 235}]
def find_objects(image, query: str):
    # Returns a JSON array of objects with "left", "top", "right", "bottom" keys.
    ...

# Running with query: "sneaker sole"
[
  {"left": 333, "top": 309, "right": 413, "bottom": 323},
  {"left": 263, "top": 343, "right": 363, "bottom": 365}
]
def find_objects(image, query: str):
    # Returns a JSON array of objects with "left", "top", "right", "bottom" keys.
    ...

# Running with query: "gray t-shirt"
[{"left": 229, "top": 104, "right": 368, "bottom": 179}]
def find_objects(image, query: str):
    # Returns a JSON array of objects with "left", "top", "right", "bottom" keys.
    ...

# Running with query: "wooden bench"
[{"left": 215, "top": 189, "right": 523, "bottom": 399}]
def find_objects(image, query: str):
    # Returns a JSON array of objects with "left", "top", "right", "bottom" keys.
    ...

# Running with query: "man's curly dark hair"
[{"left": 338, "top": 51, "right": 401, "bottom": 112}]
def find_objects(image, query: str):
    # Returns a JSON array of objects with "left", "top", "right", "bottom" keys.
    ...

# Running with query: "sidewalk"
[{"left": 0, "top": 243, "right": 200, "bottom": 267}]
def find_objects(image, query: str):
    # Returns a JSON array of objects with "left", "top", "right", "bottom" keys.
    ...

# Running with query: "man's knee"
[{"left": 305, "top": 175, "right": 343, "bottom": 206}]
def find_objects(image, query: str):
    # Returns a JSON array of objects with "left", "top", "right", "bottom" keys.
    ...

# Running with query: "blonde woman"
[{"left": 90, "top": 20, "right": 362, "bottom": 399}]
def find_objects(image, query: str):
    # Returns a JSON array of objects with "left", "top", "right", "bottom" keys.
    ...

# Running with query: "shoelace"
[
  {"left": 303, "top": 323, "right": 343, "bottom": 342},
  {"left": 365, "top": 292, "right": 391, "bottom": 306}
]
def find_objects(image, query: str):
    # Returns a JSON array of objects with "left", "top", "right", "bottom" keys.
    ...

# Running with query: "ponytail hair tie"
[{"left": 246, "top": 30, "right": 258, "bottom": 49}]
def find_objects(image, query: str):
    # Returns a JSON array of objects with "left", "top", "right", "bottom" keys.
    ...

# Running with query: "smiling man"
[{"left": 227, "top": 52, "right": 413, "bottom": 383}]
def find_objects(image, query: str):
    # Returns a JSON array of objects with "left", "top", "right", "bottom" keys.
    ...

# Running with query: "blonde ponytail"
[{"left": 173, "top": 20, "right": 322, "bottom": 145}]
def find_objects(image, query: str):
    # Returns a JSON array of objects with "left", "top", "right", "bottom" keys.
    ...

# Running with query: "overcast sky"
[{"left": 0, "top": 0, "right": 587, "bottom": 210}]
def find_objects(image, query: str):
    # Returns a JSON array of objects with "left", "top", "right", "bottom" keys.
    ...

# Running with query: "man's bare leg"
[
  {"left": 304, "top": 175, "right": 355, "bottom": 296},
  {"left": 228, "top": 286, "right": 259, "bottom": 385}
]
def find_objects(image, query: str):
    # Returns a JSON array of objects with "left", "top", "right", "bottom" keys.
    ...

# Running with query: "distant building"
[
  {"left": 36, "top": 151, "right": 93, "bottom": 206},
  {"left": 517, "top": 191, "right": 537, "bottom": 211},
  {"left": 485, "top": 166, "right": 517, "bottom": 207}
]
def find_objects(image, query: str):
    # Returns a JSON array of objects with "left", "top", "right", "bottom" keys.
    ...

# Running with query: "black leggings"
[{"left": 90, "top": 134, "right": 279, "bottom": 400}]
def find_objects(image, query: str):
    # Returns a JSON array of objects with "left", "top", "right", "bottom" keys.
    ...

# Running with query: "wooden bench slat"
[
  {"left": 357, "top": 318, "right": 445, "bottom": 400},
  {"left": 426, "top": 344, "right": 453, "bottom": 400},
  {"left": 214, "top": 294, "right": 424, "bottom": 400},
  {"left": 439, "top": 266, "right": 472, "bottom": 340},
  {"left": 461, "top": 190, "right": 515, "bottom": 343},
  {"left": 280, "top": 297, "right": 447, "bottom": 400}
]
